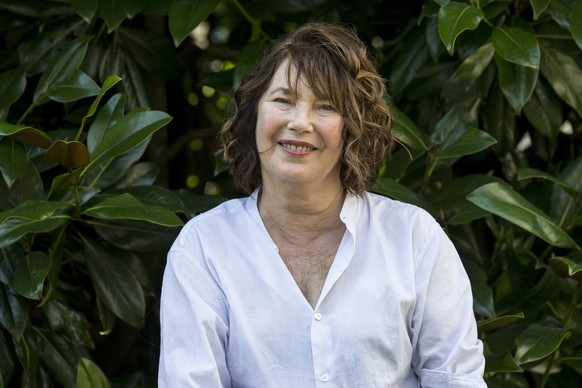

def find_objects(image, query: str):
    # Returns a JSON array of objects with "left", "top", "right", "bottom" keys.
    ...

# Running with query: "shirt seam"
[{"left": 413, "top": 222, "right": 439, "bottom": 275}]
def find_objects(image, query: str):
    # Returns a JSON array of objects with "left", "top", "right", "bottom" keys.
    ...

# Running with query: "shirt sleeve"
[
  {"left": 158, "top": 228, "right": 231, "bottom": 388},
  {"left": 411, "top": 223, "right": 487, "bottom": 387}
]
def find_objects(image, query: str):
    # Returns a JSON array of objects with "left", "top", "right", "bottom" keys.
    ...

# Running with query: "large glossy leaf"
[
  {"left": 373, "top": 177, "right": 437, "bottom": 216},
  {"left": 454, "top": 42, "right": 495, "bottom": 81},
  {"left": 467, "top": 182, "right": 578, "bottom": 249},
  {"left": 169, "top": 0, "right": 221, "bottom": 47},
  {"left": 33, "top": 37, "right": 91, "bottom": 103},
  {"left": 77, "top": 358, "right": 110, "bottom": 388},
  {"left": 438, "top": 2, "right": 483, "bottom": 55},
  {"left": 93, "top": 220, "right": 179, "bottom": 252},
  {"left": 47, "top": 69, "right": 100, "bottom": 103},
  {"left": 518, "top": 168, "right": 579, "bottom": 197},
  {"left": 485, "top": 352, "right": 523, "bottom": 373},
  {"left": 548, "top": 0, "right": 572, "bottom": 29},
  {"left": 492, "top": 26, "right": 540, "bottom": 68},
  {"left": 429, "top": 174, "right": 501, "bottom": 225},
  {"left": 45, "top": 140, "right": 90, "bottom": 169},
  {"left": 548, "top": 257, "right": 582, "bottom": 282},
  {"left": 478, "top": 313, "right": 525, "bottom": 332},
  {"left": 0, "top": 201, "right": 71, "bottom": 248},
  {"left": 0, "top": 285, "right": 28, "bottom": 340},
  {"left": 108, "top": 185, "right": 185, "bottom": 214},
  {"left": 81, "top": 110, "right": 172, "bottom": 178},
  {"left": 389, "top": 29, "right": 429, "bottom": 95},
  {"left": 83, "top": 193, "right": 182, "bottom": 226},
  {"left": 390, "top": 106, "right": 428, "bottom": 151},
  {"left": 514, "top": 320, "right": 569, "bottom": 364},
  {"left": 572, "top": 0, "right": 582, "bottom": 49},
  {"left": 0, "top": 140, "right": 28, "bottom": 188},
  {"left": 0, "top": 329, "right": 15, "bottom": 387},
  {"left": 550, "top": 156, "right": 582, "bottom": 223},
  {"left": 98, "top": 0, "right": 143, "bottom": 32},
  {"left": 530, "top": 0, "right": 552, "bottom": 20},
  {"left": 0, "top": 123, "right": 53, "bottom": 149},
  {"left": 87, "top": 93, "right": 126, "bottom": 153},
  {"left": 463, "top": 260, "right": 495, "bottom": 319},
  {"left": 117, "top": 27, "right": 185, "bottom": 80},
  {"left": 0, "top": 67, "right": 26, "bottom": 121},
  {"left": 12, "top": 251, "right": 51, "bottom": 300},
  {"left": 13, "top": 330, "right": 39, "bottom": 382},
  {"left": 540, "top": 44, "right": 582, "bottom": 117},
  {"left": 71, "top": 0, "right": 98, "bottom": 23},
  {"left": 436, "top": 126, "right": 497, "bottom": 159},
  {"left": 81, "top": 75, "right": 122, "bottom": 132},
  {"left": 523, "top": 78, "right": 562, "bottom": 138},
  {"left": 81, "top": 236, "right": 145, "bottom": 327},
  {"left": 484, "top": 81, "right": 515, "bottom": 156},
  {"left": 43, "top": 299, "right": 94, "bottom": 348},
  {"left": 495, "top": 55, "right": 538, "bottom": 113},
  {"left": 432, "top": 99, "right": 480, "bottom": 143},
  {"left": 28, "top": 327, "right": 77, "bottom": 388}
]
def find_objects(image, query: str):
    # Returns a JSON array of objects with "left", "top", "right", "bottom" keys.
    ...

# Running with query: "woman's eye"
[
  {"left": 319, "top": 104, "right": 336, "bottom": 111},
  {"left": 274, "top": 98, "right": 291, "bottom": 104}
]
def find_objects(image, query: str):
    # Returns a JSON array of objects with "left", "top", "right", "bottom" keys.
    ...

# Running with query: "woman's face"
[{"left": 255, "top": 60, "right": 344, "bottom": 190}]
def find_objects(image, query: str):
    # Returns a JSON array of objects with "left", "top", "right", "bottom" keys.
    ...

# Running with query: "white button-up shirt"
[{"left": 159, "top": 191, "right": 486, "bottom": 387}]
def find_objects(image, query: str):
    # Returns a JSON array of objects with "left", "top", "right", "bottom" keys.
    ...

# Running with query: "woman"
[{"left": 159, "top": 21, "right": 486, "bottom": 387}]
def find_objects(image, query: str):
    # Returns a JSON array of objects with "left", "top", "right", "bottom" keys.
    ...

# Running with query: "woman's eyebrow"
[{"left": 267, "top": 87, "right": 292, "bottom": 97}]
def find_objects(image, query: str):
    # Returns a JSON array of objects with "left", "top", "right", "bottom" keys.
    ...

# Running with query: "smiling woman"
[{"left": 159, "top": 21, "right": 486, "bottom": 387}]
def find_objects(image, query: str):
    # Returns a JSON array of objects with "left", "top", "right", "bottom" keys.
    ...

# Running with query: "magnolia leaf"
[
  {"left": 169, "top": 0, "right": 221, "bottom": 47},
  {"left": 522, "top": 79, "right": 562, "bottom": 139},
  {"left": 518, "top": 168, "right": 579, "bottom": 197},
  {"left": 71, "top": 0, "right": 98, "bottom": 23},
  {"left": 492, "top": 26, "right": 540, "bottom": 68},
  {"left": 571, "top": 0, "right": 582, "bottom": 49},
  {"left": 45, "top": 140, "right": 90, "bottom": 169},
  {"left": 87, "top": 93, "right": 126, "bottom": 153},
  {"left": 47, "top": 69, "right": 100, "bottom": 103},
  {"left": 548, "top": 257, "right": 582, "bottom": 283},
  {"left": 0, "top": 141, "right": 28, "bottom": 188},
  {"left": 77, "top": 358, "right": 110, "bottom": 388},
  {"left": 485, "top": 352, "right": 523, "bottom": 373},
  {"left": 84, "top": 193, "right": 182, "bottom": 226},
  {"left": 84, "top": 75, "right": 122, "bottom": 122},
  {"left": 454, "top": 42, "right": 495, "bottom": 81},
  {"left": 436, "top": 127, "right": 497, "bottom": 159},
  {"left": 514, "top": 321, "right": 569, "bottom": 365},
  {"left": 0, "top": 286, "right": 28, "bottom": 340},
  {"left": 495, "top": 54, "right": 539, "bottom": 114},
  {"left": 373, "top": 177, "right": 437, "bottom": 216},
  {"left": 1, "top": 123, "right": 53, "bottom": 149},
  {"left": 438, "top": 2, "right": 483, "bottom": 55},
  {"left": 0, "top": 67, "right": 26, "bottom": 121},
  {"left": 81, "top": 236, "right": 145, "bottom": 327},
  {"left": 467, "top": 182, "right": 578, "bottom": 249},
  {"left": 389, "top": 29, "right": 429, "bottom": 95},
  {"left": 28, "top": 327, "right": 77, "bottom": 387},
  {"left": 530, "top": 0, "right": 552, "bottom": 20},
  {"left": 43, "top": 299, "right": 94, "bottom": 348},
  {"left": 391, "top": 106, "right": 428, "bottom": 151},
  {"left": 540, "top": 45, "right": 582, "bottom": 117},
  {"left": 478, "top": 313, "right": 525, "bottom": 332},
  {"left": 12, "top": 251, "right": 51, "bottom": 300}
]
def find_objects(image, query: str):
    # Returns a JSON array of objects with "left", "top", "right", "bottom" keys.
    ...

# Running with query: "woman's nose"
[{"left": 287, "top": 105, "right": 313, "bottom": 133}]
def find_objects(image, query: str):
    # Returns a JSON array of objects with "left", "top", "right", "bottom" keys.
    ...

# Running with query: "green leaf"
[
  {"left": 436, "top": 127, "right": 497, "bottom": 159},
  {"left": 572, "top": 0, "right": 582, "bottom": 50},
  {"left": 434, "top": 0, "right": 450, "bottom": 6},
  {"left": 0, "top": 123, "right": 53, "bottom": 149},
  {"left": 71, "top": 0, "right": 98, "bottom": 23},
  {"left": 13, "top": 330, "right": 39, "bottom": 381},
  {"left": 389, "top": 29, "right": 429, "bottom": 95},
  {"left": 0, "top": 140, "right": 28, "bottom": 188},
  {"left": 76, "top": 358, "right": 110, "bottom": 388},
  {"left": 430, "top": 175, "right": 502, "bottom": 225},
  {"left": 87, "top": 93, "right": 126, "bottom": 153},
  {"left": 548, "top": 0, "right": 572, "bottom": 29},
  {"left": 27, "top": 327, "right": 77, "bottom": 388},
  {"left": 485, "top": 352, "right": 523, "bottom": 373},
  {"left": 47, "top": 69, "right": 100, "bottom": 103},
  {"left": 45, "top": 140, "right": 90, "bottom": 169},
  {"left": 454, "top": 42, "right": 495, "bottom": 81},
  {"left": 0, "top": 285, "right": 28, "bottom": 340},
  {"left": 0, "top": 330, "right": 15, "bottom": 387},
  {"left": 33, "top": 37, "right": 92, "bottom": 103},
  {"left": 492, "top": 26, "right": 540, "bottom": 68},
  {"left": 98, "top": 0, "right": 142, "bottom": 32},
  {"left": 518, "top": 168, "right": 579, "bottom": 197},
  {"left": 108, "top": 185, "right": 186, "bottom": 214},
  {"left": 463, "top": 260, "right": 495, "bottom": 319},
  {"left": 390, "top": 106, "right": 428, "bottom": 151},
  {"left": 12, "top": 251, "right": 51, "bottom": 300},
  {"left": 0, "top": 67, "right": 26, "bottom": 121},
  {"left": 82, "top": 110, "right": 172, "bottom": 178},
  {"left": 467, "top": 182, "right": 578, "bottom": 249},
  {"left": 84, "top": 75, "right": 122, "bottom": 123},
  {"left": 484, "top": 81, "right": 515, "bottom": 156},
  {"left": 81, "top": 236, "right": 145, "bottom": 327},
  {"left": 522, "top": 78, "right": 562, "bottom": 138},
  {"left": 94, "top": 220, "right": 180, "bottom": 252},
  {"left": 478, "top": 313, "right": 524, "bottom": 332},
  {"left": 540, "top": 44, "right": 582, "bottom": 117},
  {"left": 438, "top": 2, "right": 484, "bottom": 55},
  {"left": 84, "top": 193, "right": 182, "bottom": 226},
  {"left": 373, "top": 177, "right": 437, "bottom": 216},
  {"left": 495, "top": 54, "right": 538, "bottom": 114},
  {"left": 548, "top": 257, "right": 582, "bottom": 282},
  {"left": 514, "top": 320, "right": 569, "bottom": 365},
  {"left": 550, "top": 156, "right": 582, "bottom": 223},
  {"left": 169, "top": 0, "right": 220, "bottom": 47},
  {"left": 43, "top": 299, "right": 94, "bottom": 349},
  {"left": 530, "top": 0, "right": 552, "bottom": 20}
]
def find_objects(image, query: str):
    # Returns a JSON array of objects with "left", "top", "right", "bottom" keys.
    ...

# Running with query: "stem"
[
  {"left": 16, "top": 102, "right": 37, "bottom": 125},
  {"left": 562, "top": 284, "right": 580, "bottom": 325},
  {"left": 69, "top": 168, "right": 82, "bottom": 216},
  {"left": 229, "top": 0, "right": 270, "bottom": 40},
  {"left": 539, "top": 351, "right": 557, "bottom": 388}
]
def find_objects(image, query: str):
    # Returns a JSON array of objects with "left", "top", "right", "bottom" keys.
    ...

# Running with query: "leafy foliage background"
[{"left": 0, "top": 0, "right": 581, "bottom": 387}]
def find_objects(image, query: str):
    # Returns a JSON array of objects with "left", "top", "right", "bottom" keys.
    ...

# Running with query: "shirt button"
[
  {"left": 321, "top": 373, "right": 329, "bottom": 382},
  {"left": 314, "top": 312, "right": 322, "bottom": 321}
]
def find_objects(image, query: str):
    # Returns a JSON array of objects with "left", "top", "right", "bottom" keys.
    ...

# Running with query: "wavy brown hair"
[{"left": 220, "top": 21, "right": 393, "bottom": 195}]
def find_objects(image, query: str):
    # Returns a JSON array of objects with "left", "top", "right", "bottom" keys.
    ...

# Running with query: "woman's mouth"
[{"left": 279, "top": 142, "right": 316, "bottom": 152}]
